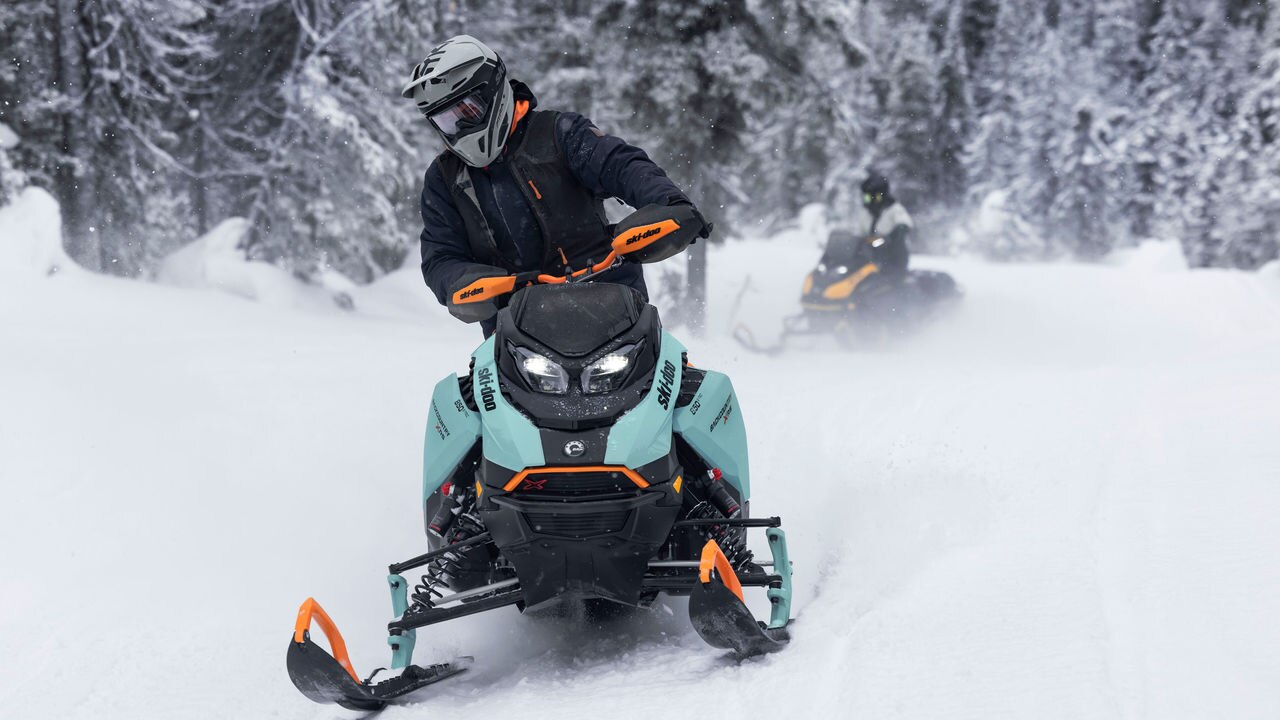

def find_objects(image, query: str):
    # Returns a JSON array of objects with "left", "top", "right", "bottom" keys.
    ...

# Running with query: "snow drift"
[
  {"left": 157, "top": 218, "right": 356, "bottom": 311},
  {"left": 0, "top": 186, "right": 72, "bottom": 276}
]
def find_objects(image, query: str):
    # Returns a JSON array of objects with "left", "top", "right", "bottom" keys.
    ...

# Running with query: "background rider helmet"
[{"left": 860, "top": 174, "right": 892, "bottom": 213}]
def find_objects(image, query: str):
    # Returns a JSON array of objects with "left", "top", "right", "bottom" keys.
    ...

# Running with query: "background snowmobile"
[
  {"left": 736, "top": 228, "right": 961, "bottom": 353},
  {"left": 287, "top": 204, "right": 794, "bottom": 711}
]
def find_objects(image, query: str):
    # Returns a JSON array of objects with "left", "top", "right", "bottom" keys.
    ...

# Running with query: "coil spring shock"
[
  {"left": 687, "top": 501, "right": 756, "bottom": 571},
  {"left": 688, "top": 468, "right": 755, "bottom": 571},
  {"left": 407, "top": 494, "right": 485, "bottom": 612}
]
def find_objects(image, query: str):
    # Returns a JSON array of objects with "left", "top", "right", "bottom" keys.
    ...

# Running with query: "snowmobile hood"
[{"left": 506, "top": 283, "right": 647, "bottom": 357}]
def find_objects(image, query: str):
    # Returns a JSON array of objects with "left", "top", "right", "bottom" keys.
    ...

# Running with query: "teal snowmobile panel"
[
  {"left": 471, "top": 336, "right": 546, "bottom": 472},
  {"left": 604, "top": 331, "right": 685, "bottom": 469},
  {"left": 422, "top": 374, "right": 482, "bottom": 498},
  {"left": 673, "top": 370, "right": 750, "bottom": 498}
]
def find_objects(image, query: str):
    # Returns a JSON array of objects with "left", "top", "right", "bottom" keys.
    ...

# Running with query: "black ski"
[{"left": 287, "top": 631, "right": 469, "bottom": 711}]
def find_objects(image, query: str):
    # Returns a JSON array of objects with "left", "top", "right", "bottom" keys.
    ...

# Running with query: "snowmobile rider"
[
  {"left": 404, "top": 35, "right": 710, "bottom": 336},
  {"left": 850, "top": 173, "right": 913, "bottom": 281}
]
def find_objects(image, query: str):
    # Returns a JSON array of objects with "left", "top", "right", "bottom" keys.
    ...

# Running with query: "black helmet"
[{"left": 860, "top": 174, "right": 891, "bottom": 210}]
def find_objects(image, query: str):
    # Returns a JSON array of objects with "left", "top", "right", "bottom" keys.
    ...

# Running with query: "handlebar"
[
  {"left": 450, "top": 203, "right": 701, "bottom": 313},
  {"left": 533, "top": 250, "right": 624, "bottom": 285}
]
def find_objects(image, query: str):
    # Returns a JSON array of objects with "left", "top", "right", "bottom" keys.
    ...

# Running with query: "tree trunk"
[
  {"left": 687, "top": 238, "right": 707, "bottom": 336},
  {"left": 54, "top": 0, "right": 99, "bottom": 270},
  {"left": 192, "top": 122, "right": 208, "bottom": 236}
]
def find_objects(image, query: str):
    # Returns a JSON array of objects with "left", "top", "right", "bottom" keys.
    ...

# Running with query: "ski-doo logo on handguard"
[
  {"left": 477, "top": 367, "right": 498, "bottom": 412},
  {"left": 625, "top": 227, "right": 662, "bottom": 246},
  {"left": 459, "top": 286, "right": 485, "bottom": 300},
  {"left": 656, "top": 360, "right": 677, "bottom": 409}
]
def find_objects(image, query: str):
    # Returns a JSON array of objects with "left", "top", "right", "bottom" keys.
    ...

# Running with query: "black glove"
[
  {"left": 671, "top": 200, "right": 713, "bottom": 240},
  {"left": 689, "top": 205, "right": 714, "bottom": 240},
  {"left": 513, "top": 270, "right": 542, "bottom": 287}
]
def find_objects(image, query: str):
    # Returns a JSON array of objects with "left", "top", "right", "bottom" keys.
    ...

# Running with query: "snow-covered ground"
[{"left": 3, "top": 216, "right": 1280, "bottom": 718}]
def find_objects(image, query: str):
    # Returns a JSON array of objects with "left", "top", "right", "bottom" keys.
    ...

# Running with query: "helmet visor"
[{"left": 428, "top": 91, "right": 489, "bottom": 139}]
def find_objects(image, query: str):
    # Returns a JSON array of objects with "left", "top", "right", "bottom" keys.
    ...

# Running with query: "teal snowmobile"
[{"left": 287, "top": 205, "right": 794, "bottom": 711}]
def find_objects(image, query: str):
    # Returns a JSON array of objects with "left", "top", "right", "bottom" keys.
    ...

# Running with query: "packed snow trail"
[{"left": 2, "top": 235, "right": 1280, "bottom": 719}]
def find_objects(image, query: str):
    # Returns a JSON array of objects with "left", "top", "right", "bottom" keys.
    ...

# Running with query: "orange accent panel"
[
  {"left": 509, "top": 99, "right": 530, "bottom": 137},
  {"left": 611, "top": 219, "right": 681, "bottom": 255},
  {"left": 698, "top": 540, "right": 745, "bottom": 603},
  {"left": 802, "top": 273, "right": 814, "bottom": 296},
  {"left": 822, "top": 263, "right": 879, "bottom": 300},
  {"left": 673, "top": 475, "right": 683, "bottom": 494},
  {"left": 452, "top": 275, "right": 517, "bottom": 305},
  {"left": 293, "top": 597, "right": 361, "bottom": 683},
  {"left": 502, "top": 465, "right": 650, "bottom": 493},
  {"left": 528, "top": 180, "right": 543, "bottom": 200}
]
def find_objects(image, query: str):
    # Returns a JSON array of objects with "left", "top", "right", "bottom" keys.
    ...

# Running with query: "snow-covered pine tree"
[
  {"left": 961, "top": 0, "right": 1033, "bottom": 207},
  {"left": 1128, "top": 2, "right": 1235, "bottom": 263},
  {"left": 960, "top": 1, "right": 1062, "bottom": 259},
  {"left": 930, "top": 0, "right": 972, "bottom": 214},
  {"left": 876, "top": 24, "right": 938, "bottom": 212},
  {"left": 734, "top": 0, "right": 871, "bottom": 224},
  {"left": 1, "top": 0, "right": 214, "bottom": 273},
  {"left": 1208, "top": 4, "right": 1280, "bottom": 268},
  {"left": 197, "top": 0, "right": 432, "bottom": 282},
  {"left": 598, "top": 0, "right": 763, "bottom": 330},
  {"left": 1045, "top": 103, "right": 1121, "bottom": 259},
  {"left": 0, "top": 2, "right": 33, "bottom": 204}
]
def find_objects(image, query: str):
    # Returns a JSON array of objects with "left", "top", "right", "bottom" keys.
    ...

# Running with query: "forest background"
[{"left": 2, "top": 0, "right": 1277, "bottom": 290}]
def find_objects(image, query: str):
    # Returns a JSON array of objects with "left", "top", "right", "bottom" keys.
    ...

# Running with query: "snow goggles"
[
  {"left": 428, "top": 91, "right": 489, "bottom": 139},
  {"left": 862, "top": 192, "right": 884, "bottom": 205}
]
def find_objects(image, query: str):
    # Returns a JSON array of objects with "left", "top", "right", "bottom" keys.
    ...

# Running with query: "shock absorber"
[
  {"left": 426, "top": 481, "right": 460, "bottom": 539},
  {"left": 410, "top": 487, "right": 486, "bottom": 610},
  {"left": 687, "top": 468, "right": 753, "bottom": 571},
  {"left": 704, "top": 467, "right": 742, "bottom": 518}
]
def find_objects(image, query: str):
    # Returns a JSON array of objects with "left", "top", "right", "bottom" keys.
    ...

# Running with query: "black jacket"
[{"left": 418, "top": 83, "right": 689, "bottom": 321}]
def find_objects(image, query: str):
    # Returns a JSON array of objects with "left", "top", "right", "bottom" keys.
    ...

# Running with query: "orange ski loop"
[
  {"left": 699, "top": 539, "right": 745, "bottom": 604},
  {"left": 293, "top": 597, "right": 361, "bottom": 684}
]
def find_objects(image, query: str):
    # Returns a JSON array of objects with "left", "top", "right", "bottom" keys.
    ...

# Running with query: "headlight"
[
  {"left": 835, "top": 265, "right": 849, "bottom": 274},
  {"left": 509, "top": 345, "right": 569, "bottom": 394},
  {"left": 816, "top": 262, "right": 827, "bottom": 273},
  {"left": 581, "top": 343, "right": 641, "bottom": 394}
]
